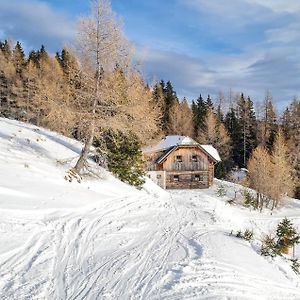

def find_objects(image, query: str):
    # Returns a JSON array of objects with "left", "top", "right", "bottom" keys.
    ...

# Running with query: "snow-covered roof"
[
  {"left": 143, "top": 135, "right": 198, "bottom": 153},
  {"left": 144, "top": 135, "right": 221, "bottom": 162},
  {"left": 199, "top": 145, "right": 221, "bottom": 162}
]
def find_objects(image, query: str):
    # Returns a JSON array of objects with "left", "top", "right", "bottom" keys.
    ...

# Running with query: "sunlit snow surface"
[{"left": 0, "top": 118, "right": 300, "bottom": 299}]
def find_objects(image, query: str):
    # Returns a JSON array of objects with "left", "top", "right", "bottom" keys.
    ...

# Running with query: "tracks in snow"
[
  {"left": 0, "top": 194, "right": 191, "bottom": 299},
  {"left": 1, "top": 190, "right": 300, "bottom": 299}
]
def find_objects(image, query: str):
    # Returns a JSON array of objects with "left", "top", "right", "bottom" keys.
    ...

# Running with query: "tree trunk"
[
  {"left": 256, "top": 192, "right": 259, "bottom": 209},
  {"left": 271, "top": 199, "right": 275, "bottom": 211},
  {"left": 73, "top": 88, "right": 98, "bottom": 174},
  {"left": 259, "top": 193, "right": 264, "bottom": 212},
  {"left": 73, "top": 121, "right": 95, "bottom": 173}
]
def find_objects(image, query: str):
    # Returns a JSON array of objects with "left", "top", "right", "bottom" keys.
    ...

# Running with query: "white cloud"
[
  {"left": 266, "top": 24, "right": 300, "bottom": 44},
  {"left": 137, "top": 47, "right": 216, "bottom": 90},
  {"left": 137, "top": 45, "right": 300, "bottom": 109},
  {"left": 179, "top": 0, "right": 270, "bottom": 24},
  {"left": 0, "top": 0, "right": 75, "bottom": 51},
  {"left": 182, "top": 0, "right": 300, "bottom": 17},
  {"left": 244, "top": 0, "right": 300, "bottom": 14}
]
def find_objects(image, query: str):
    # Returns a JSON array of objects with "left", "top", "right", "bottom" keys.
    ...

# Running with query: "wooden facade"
[{"left": 144, "top": 144, "right": 217, "bottom": 189}]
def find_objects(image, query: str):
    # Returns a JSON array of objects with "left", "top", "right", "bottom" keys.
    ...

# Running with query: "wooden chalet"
[{"left": 143, "top": 135, "right": 221, "bottom": 189}]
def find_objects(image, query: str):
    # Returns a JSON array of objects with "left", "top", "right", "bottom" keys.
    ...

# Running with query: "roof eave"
[{"left": 155, "top": 144, "right": 221, "bottom": 165}]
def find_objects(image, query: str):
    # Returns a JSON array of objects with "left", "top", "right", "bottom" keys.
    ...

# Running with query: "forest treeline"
[
  {"left": 152, "top": 79, "right": 300, "bottom": 199},
  {"left": 0, "top": 38, "right": 299, "bottom": 199}
]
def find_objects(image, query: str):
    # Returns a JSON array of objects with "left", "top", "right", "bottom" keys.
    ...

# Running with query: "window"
[
  {"left": 176, "top": 155, "right": 182, "bottom": 162},
  {"left": 194, "top": 174, "right": 203, "bottom": 181},
  {"left": 173, "top": 175, "right": 179, "bottom": 181},
  {"left": 191, "top": 155, "right": 198, "bottom": 162}
]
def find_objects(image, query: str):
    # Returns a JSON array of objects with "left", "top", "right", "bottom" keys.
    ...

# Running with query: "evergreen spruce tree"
[
  {"left": 237, "top": 94, "right": 257, "bottom": 167},
  {"left": 276, "top": 218, "right": 300, "bottom": 253},
  {"left": 38, "top": 45, "right": 48, "bottom": 62},
  {"left": 193, "top": 94, "right": 207, "bottom": 135},
  {"left": 12, "top": 41, "right": 26, "bottom": 75},
  {"left": 205, "top": 94, "right": 214, "bottom": 111},
  {"left": 102, "top": 131, "right": 145, "bottom": 187},
  {"left": 152, "top": 82, "right": 165, "bottom": 130},
  {"left": 0, "top": 40, "right": 12, "bottom": 59},
  {"left": 162, "top": 80, "right": 178, "bottom": 134},
  {"left": 265, "top": 98, "right": 277, "bottom": 151},
  {"left": 191, "top": 100, "right": 197, "bottom": 115},
  {"left": 28, "top": 50, "right": 39, "bottom": 65},
  {"left": 225, "top": 107, "right": 243, "bottom": 167},
  {"left": 57, "top": 48, "right": 81, "bottom": 93},
  {"left": 258, "top": 92, "right": 278, "bottom": 150},
  {"left": 247, "top": 96, "right": 258, "bottom": 156}
]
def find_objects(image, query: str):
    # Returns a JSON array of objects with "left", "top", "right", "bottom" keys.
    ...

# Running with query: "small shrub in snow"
[
  {"left": 243, "top": 189, "right": 257, "bottom": 209},
  {"left": 260, "top": 234, "right": 277, "bottom": 257},
  {"left": 227, "top": 199, "right": 235, "bottom": 205},
  {"left": 260, "top": 218, "right": 300, "bottom": 257},
  {"left": 290, "top": 258, "right": 300, "bottom": 274},
  {"left": 236, "top": 230, "right": 243, "bottom": 238},
  {"left": 243, "top": 229, "right": 254, "bottom": 241},
  {"left": 232, "top": 229, "right": 254, "bottom": 241},
  {"left": 216, "top": 184, "right": 227, "bottom": 197}
]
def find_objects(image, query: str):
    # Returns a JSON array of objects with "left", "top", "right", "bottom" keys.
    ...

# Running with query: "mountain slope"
[{"left": 0, "top": 117, "right": 300, "bottom": 300}]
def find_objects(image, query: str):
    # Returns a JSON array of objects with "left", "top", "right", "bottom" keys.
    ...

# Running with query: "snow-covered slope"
[{"left": 0, "top": 117, "right": 300, "bottom": 300}]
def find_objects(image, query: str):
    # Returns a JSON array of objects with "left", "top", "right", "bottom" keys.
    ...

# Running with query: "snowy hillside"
[{"left": 1, "top": 117, "right": 300, "bottom": 300}]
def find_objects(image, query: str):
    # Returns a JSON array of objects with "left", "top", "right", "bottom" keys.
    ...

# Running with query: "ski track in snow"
[
  {"left": 1, "top": 191, "right": 300, "bottom": 299},
  {"left": 1, "top": 118, "right": 300, "bottom": 299}
]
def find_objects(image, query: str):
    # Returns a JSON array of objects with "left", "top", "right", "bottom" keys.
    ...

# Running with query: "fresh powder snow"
[{"left": 0, "top": 117, "right": 300, "bottom": 299}]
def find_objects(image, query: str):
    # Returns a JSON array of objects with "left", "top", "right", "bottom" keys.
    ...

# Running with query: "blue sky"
[{"left": 1, "top": 0, "right": 300, "bottom": 110}]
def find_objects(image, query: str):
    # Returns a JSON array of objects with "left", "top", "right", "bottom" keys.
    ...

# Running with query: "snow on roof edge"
[
  {"left": 143, "top": 135, "right": 198, "bottom": 154},
  {"left": 143, "top": 135, "right": 221, "bottom": 162},
  {"left": 200, "top": 145, "right": 221, "bottom": 162}
]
